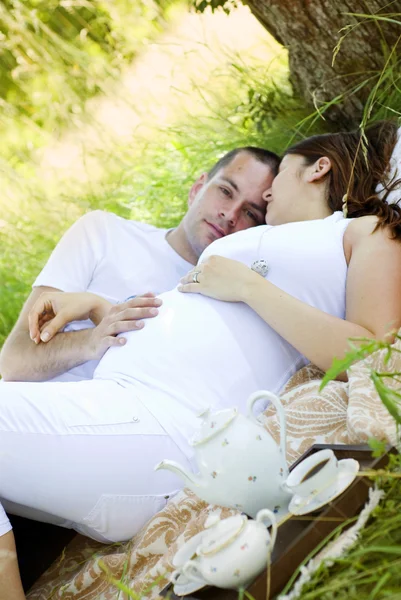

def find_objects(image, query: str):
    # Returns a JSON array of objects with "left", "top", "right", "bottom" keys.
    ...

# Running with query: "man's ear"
[
  {"left": 307, "top": 157, "right": 332, "bottom": 183},
  {"left": 188, "top": 173, "right": 208, "bottom": 206}
]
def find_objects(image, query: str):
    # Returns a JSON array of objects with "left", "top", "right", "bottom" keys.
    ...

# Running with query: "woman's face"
[{"left": 264, "top": 154, "right": 308, "bottom": 225}]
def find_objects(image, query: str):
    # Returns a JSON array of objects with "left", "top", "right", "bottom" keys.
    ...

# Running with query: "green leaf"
[
  {"left": 368, "top": 438, "right": 388, "bottom": 458},
  {"left": 320, "top": 339, "right": 383, "bottom": 391},
  {"left": 352, "top": 545, "right": 401, "bottom": 557},
  {"left": 371, "top": 371, "right": 401, "bottom": 426}
]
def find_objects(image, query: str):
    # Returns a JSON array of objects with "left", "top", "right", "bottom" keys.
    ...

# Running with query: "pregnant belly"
[{"left": 94, "top": 289, "right": 302, "bottom": 412}]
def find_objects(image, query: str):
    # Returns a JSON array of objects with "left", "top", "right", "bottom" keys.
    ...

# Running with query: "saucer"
[
  {"left": 289, "top": 458, "right": 359, "bottom": 516},
  {"left": 173, "top": 572, "right": 206, "bottom": 596}
]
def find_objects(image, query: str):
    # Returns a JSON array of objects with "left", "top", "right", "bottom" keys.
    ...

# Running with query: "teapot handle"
[
  {"left": 256, "top": 508, "right": 278, "bottom": 551},
  {"left": 246, "top": 390, "right": 287, "bottom": 458}
]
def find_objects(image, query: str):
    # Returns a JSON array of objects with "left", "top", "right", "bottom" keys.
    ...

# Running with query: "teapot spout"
[{"left": 154, "top": 459, "right": 203, "bottom": 490}]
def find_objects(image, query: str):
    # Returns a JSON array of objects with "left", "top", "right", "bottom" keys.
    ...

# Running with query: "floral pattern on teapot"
[{"left": 155, "top": 391, "right": 291, "bottom": 520}]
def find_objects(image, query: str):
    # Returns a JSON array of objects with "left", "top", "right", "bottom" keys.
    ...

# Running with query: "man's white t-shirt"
[{"left": 33, "top": 210, "right": 192, "bottom": 382}]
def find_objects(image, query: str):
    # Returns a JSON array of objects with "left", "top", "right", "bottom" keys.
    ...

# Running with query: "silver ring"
[{"left": 192, "top": 271, "right": 201, "bottom": 283}]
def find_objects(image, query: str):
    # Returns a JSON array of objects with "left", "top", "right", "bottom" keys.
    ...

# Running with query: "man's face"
[{"left": 183, "top": 152, "right": 275, "bottom": 259}]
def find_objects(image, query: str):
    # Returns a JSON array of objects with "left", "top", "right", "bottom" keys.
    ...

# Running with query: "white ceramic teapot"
[
  {"left": 155, "top": 391, "right": 291, "bottom": 518},
  {"left": 172, "top": 509, "right": 277, "bottom": 590}
]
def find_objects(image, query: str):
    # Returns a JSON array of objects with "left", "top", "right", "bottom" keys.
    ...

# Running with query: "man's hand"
[
  {"left": 29, "top": 291, "right": 109, "bottom": 344},
  {"left": 85, "top": 295, "right": 162, "bottom": 360},
  {"left": 29, "top": 292, "right": 162, "bottom": 346}
]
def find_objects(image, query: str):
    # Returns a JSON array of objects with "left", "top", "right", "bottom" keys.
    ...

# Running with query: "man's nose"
[{"left": 219, "top": 205, "right": 238, "bottom": 227}]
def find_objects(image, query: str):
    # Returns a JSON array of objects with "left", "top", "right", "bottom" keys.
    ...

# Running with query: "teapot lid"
[
  {"left": 198, "top": 514, "right": 246, "bottom": 556},
  {"left": 189, "top": 407, "right": 238, "bottom": 447}
]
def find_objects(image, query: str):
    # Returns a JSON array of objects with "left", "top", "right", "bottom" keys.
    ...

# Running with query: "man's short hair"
[{"left": 207, "top": 147, "right": 280, "bottom": 180}]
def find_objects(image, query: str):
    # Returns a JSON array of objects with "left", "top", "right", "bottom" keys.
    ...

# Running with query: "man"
[{"left": 0, "top": 147, "right": 278, "bottom": 383}]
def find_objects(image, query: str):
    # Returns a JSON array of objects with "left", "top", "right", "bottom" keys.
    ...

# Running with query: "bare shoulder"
[
  {"left": 344, "top": 215, "right": 397, "bottom": 248},
  {"left": 345, "top": 215, "right": 381, "bottom": 241},
  {"left": 343, "top": 215, "right": 401, "bottom": 264}
]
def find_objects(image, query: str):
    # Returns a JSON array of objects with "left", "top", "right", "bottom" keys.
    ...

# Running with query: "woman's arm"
[{"left": 179, "top": 219, "right": 401, "bottom": 376}]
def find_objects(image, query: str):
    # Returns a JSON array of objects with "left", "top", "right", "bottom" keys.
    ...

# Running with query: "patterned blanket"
[{"left": 27, "top": 340, "right": 398, "bottom": 600}]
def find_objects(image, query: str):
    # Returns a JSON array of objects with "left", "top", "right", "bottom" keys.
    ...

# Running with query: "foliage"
[
  {"left": 191, "top": 0, "right": 238, "bottom": 15},
  {"left": 304, "top": 333, "right": 401, "bottom": 598},
  {"left": 309, "top": 7, "right": 401, "bottom": 129},
  {"left": 0, "top": 0, "right": 176, "bottom": 130},
  {"left": 289, "top": 453, "right": 401, "bottom": 600}
]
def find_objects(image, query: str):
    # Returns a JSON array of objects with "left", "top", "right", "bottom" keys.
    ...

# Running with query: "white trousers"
[{"left": 0, "top": 379, "right": 192, "bottom": 542}]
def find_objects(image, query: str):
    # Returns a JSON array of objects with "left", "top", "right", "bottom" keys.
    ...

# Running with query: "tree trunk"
[{"left": 243, "top": 0, "right": 401, "bottom": 129}]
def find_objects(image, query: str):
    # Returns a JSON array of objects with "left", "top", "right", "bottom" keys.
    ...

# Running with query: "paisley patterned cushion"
[{"left": 27, "top": 338, "right": 399, "bottom": 600}]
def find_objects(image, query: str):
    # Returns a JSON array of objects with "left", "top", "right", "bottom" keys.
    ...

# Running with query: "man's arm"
[
  {"left": 0, "top": 287, "right": 162, "bottom": 382},
  {"left": 0, "top": 212, "right": 107, "bottom": 381},
  {"left": 0, "top": 286, "right": 96, "bottom": 382}
]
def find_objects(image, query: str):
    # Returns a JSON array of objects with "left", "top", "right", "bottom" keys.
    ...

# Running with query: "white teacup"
[{"left": 283, "top": 449, "right": 338, "bottom": 498}]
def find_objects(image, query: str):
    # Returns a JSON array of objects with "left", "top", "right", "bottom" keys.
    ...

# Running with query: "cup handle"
[
  {"left": 182, "top": 560, "right": 206, "bottom": 585},
  {"left": 256, "top": 508, "right": 277, "bottom": 550},
  {"left": 247, "top": 390, "right": 287, "bottom": 457}
]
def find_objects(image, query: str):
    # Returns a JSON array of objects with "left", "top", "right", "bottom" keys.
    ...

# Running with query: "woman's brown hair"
[{"left": 285, "top": 120, "right": 401, "bottom": 239}]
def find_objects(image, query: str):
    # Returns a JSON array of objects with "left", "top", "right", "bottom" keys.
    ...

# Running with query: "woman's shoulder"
[
  {"left": 345, "top": 215, "right": 382, "bottom": 242},
  {"left": 344, "top": 215, "right": 400, "bottom": 265},
  {"left": 343, "top": 215, "right": 394, "bottom": 262}
]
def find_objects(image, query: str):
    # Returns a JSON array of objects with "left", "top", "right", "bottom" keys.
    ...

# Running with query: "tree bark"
[{"left": 243, "top": 0, "right": 401, "bottom": 129}]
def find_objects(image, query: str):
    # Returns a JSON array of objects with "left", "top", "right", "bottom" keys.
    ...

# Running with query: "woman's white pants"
[{"left": 0, "top": 379, "right": 192, "bottom": 542}]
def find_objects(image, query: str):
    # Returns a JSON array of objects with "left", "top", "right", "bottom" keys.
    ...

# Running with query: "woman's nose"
[{"left": 262, "top": 188, "right": 272, "bottom": 202}]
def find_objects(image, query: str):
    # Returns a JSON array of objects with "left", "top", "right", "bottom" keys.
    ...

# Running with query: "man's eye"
[
  {"left": 220, "top": 187, "right": 231, "bottom": 197},
  {"left": 246, "top": 210, "right": 257, "bottom": 222}
]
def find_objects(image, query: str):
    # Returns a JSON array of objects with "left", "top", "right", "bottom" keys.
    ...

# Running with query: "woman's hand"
[
  {"left": 177, "top": 255, "right": 259, "bottom": 302},
  {"left": 29, "top": 291, "right": 161, "bottom": 344}
]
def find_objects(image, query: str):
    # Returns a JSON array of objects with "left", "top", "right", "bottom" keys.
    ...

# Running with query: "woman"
[{"left": 1, "top": 121, "right": 401, "bottom": 599}]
